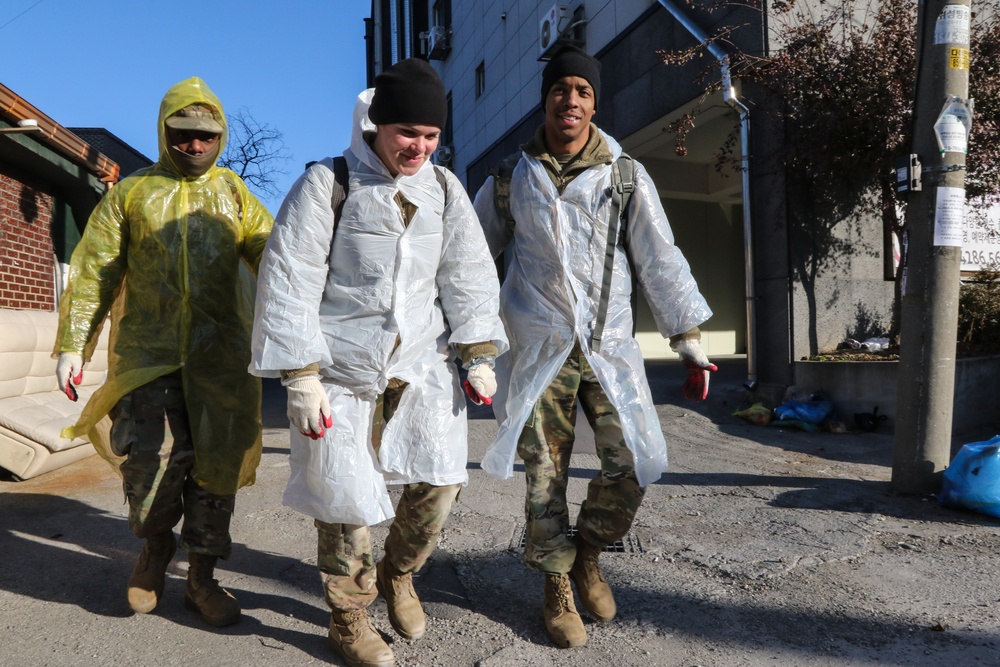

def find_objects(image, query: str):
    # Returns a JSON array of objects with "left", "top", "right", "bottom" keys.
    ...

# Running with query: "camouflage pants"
[
  {"left": 317, "top": 379, "right": 461, "bottom": 612},
  {"left": 115, "top": 371, "right": 235, "bottom": 558},
  {"left": 517, "top": 343, "right": 646, "bottom": 574}
]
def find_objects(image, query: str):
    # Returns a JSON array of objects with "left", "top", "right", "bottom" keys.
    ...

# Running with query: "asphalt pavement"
[{"left": 2, "top": 357, "right": 998, "bottom": 667}]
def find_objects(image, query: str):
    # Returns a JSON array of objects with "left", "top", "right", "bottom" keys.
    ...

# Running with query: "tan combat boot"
[
  {"left": 569, "top": 540, "right": 616, "bottom": 621},
  {"left": 375, "top": 558, "right": 426, "bottom": 640},
  {"left": 127, "top": 531, "right": 177, "bottom": 613},
  {"left": 543, "top": 573, "right": 587, "bottom": 648},
  {"left": 184, "top": 553, "right": 241, "bottom": 627},
  {"left": 328, "top": 609, "right": 395, "bottom": 667}
]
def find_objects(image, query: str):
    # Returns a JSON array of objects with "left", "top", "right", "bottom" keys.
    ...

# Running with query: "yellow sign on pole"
[{"left": 950, "top": 48, "right": 970, "bottom": 70}]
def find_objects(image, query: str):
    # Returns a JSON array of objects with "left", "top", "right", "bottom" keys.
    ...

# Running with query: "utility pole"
[{"left": 892, "top": 0, "right": 972, "bottom": 494}]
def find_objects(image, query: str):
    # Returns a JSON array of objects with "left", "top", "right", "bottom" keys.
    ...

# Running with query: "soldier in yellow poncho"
[{"left": 52, "top": 77, "right": 273, "bottom": 628}]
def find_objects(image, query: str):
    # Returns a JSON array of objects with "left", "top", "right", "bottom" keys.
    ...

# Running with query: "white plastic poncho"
[
  {"left": 473, "top": 129, "right": 711, "bottom": 487},
  {"left": 250, "top": 90, "right": 508, "bottom": 525}
]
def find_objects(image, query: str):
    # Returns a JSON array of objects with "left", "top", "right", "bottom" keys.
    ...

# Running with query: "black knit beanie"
[
  {"left": 541, "top": 45, "right": 601, "bottom": 108},
  {"left": 369, "top": 58, "right": 448, "bottom": 129}
]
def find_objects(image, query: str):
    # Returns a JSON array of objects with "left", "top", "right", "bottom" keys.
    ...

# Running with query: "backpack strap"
[
  {"left": 489, "top": 152, "right": 521, "bottom": 229},
  {"left": 330, "top": 156, "right": 349, "bottom": 228},
  {"left": 615, "top": 154, "right": 636, "bottom": 240},
  {"left": 328, "top": 159, "right": 448, "bottom": 248},
  {"left": 324, "top": 156, "right": 350, "bottom": 265},
  {"left": 433, "top": 164, "right": 449, "bottom": 202},
  {"left": 591, "top": 153, "right": 636, "bottom": 353}
]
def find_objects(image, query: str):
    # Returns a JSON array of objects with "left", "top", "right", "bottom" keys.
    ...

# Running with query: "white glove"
[
  {"left": 56, "top": 353, "right": 84, "bottom": 401},
  {"left": 670, "top": 338, "right": 718, "bottom": 401},
  {"left": 285, "top": 375, "right": 332, "bottom": 439},
  {"left": 464, "top": 364, "right": 497, "bottom": 405},
  {"left": 671, "top": 338, "right": 714, "bottom": 366}
]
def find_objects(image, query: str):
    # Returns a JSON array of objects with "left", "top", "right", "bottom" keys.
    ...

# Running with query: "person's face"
[
  {"left": 166, "top": 127, "right": 221, "bottom": 155},
  {"left": 372, "top": 123, "right": 441, "bottom": 177},
  {"left": 544, "top": 75, "right": 596, "bottom": 153}
]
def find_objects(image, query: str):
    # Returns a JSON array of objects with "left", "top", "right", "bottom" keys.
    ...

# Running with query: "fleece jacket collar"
[{"left": 521, "top": 123, "right": 613, "bottom": 191}]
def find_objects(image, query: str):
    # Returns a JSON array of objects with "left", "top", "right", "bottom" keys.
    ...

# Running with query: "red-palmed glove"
[
  {"left": 671, "top": 339, "right": 718, "bottom": 401},
  {"left": 464, "top": 363, "right": 496, "bottom": 406},
  {"left": 284, "top": 375, "right": 333, "bottom": 439},
  {"left": 56, "top": 353, "right": 84, "bottom": 401}
]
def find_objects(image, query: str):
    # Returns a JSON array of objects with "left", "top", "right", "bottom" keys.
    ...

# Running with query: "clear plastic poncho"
[
  {"left": 54, "top": 77, "right": 274, "bottom": 495},
  {"left": 473, "top": 129, "right": 711, "bottom": 487},
  {"left": 250, "top": 89, "right": 508, "bottom": 525}
]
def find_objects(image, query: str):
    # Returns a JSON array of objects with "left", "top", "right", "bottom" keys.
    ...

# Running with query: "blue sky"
[{"left": 0, "top": 0, "right": 371, "bottom": 213}]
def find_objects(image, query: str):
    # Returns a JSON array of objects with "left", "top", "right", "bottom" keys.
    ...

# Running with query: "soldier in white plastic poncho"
[
  {"left": 53, "top": 77, "right": 274, "bottom": 628},
  {"left": 250, "top": 59, "right": 507, "bottom": 667},
  {"left": 473, "top": 46, "right": 716, "bottom": 649}
]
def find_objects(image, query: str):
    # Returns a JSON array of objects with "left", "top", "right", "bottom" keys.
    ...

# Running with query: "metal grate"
[{"left": 514, "top": 523, "right": 643, "bottom": 553}]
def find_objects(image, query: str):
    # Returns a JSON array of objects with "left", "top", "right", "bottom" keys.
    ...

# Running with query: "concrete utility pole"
[{"left": 892, "top": 0, "right": 972, "bottom": 494}]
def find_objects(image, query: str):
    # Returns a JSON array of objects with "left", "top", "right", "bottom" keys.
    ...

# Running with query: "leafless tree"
[{"left": 218, "top": 106, "right": 291, "bottom": 200}]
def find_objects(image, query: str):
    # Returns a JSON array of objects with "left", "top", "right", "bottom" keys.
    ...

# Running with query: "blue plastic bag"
[
  {"left": 939, "top": 436, "right": 1000, "bottom": 519},
  {"left": 772, "top": 399, "right": 834, "bottom": 424}
]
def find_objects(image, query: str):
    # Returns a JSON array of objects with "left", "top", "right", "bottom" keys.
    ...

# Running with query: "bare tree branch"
[
  {"left": 218, "top": 106, "right": 292, "bottom": 200},
  {"left": 660, "top": 0, "right": 1000, "bottom": 342}
]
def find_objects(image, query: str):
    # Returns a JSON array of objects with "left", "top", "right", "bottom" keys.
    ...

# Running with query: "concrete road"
[{"left": 2, "top": 358, "right": 998, "bottom": 666}]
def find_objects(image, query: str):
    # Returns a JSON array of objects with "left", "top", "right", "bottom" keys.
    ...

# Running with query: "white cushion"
[{"left": 0, "top": 308, "right": 109, "bottom": 477}]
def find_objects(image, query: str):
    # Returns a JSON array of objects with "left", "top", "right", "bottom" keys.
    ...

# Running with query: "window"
[
  {"left": 435, "top": 94, "right": 455, "bottom": 168},
  {"left": 475, "top": 61, "right": 485, "bottom": 99},
  {"left": 433, "top": 0, "right": 451, "bottom": 30},
  {"left": 444, "top": 93, "right": 453, "bottom": 147},
  {"left": 381, "top": 0, "right": 428, "bottom": 66}
]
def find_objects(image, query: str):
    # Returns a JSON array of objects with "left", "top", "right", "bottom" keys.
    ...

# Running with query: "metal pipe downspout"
[{"left": 656, "top": 0, "right": 758, "bottom": 388}]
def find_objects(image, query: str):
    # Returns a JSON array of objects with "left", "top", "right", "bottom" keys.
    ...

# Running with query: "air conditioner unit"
[
  {"left": 427, "top": 25, "right": 450, "bottom": 60},
  {"left": 539, "top": 4, "right": 570, "bottom": 56},
  {"left": 436, "top": 144, "right": 454, "bottom": 165}
]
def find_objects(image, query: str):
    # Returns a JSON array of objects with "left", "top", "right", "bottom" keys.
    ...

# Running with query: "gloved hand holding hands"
[
  {"left": 56, "top": 353, "right": 84, "bottom": 401},
  {"left": 670, "top": 338, "right": 718, "bottom": 402},
  {"left": 285, "top": 375, "right": 333, "bottom": 439},
  {"left": 464, "top": 362, "right": 496, "bottom": 406}
]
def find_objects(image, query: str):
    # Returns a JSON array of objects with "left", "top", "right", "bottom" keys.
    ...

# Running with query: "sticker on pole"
[
  {"left": 949, "top": 48, "right": 970, "bottom": 70},
  {"left": 933, "top": 96, "right": 973, "bottom": 154},
  {"left": 934, "top": 187, "right": 965, "bottom": 247},
  {"left": 934, "top": 4, "right": 970, "bottom": 45}
]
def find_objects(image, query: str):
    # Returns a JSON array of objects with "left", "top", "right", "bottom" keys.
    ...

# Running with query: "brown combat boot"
[
  {"left": 184, "top": 553, "right": 241, "bottom": 627},
  {"left": 569, "top": 539, "right": 616, "bottom": 621},
  {"left": 127, "top": 532, "right": 177, "bottom": 614},
  {"left": 375, "top": 558, "right": 426, "bottom": 640},
  {"left": 543, "top": 573, "right": 587, "bottom": 648},
  {"left": 328, "top": 609, "right": 395, "bottom": 667}
]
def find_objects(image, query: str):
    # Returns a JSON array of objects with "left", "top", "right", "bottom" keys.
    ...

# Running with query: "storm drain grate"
[{"left": 513, "top": 523, "right": 643, "bottom": 553}]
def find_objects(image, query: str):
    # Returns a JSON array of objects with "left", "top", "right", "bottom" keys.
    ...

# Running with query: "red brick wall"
[{"left": 0, "top": 171, "right": 56, "bottom": 310}]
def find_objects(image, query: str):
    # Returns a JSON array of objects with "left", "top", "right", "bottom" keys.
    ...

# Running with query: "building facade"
[
  {"left": 365, "top": 0, "right": 897, "bottom": 392},
  {"left": 0, "top": 85, "right": 154, "bottom": 313}
]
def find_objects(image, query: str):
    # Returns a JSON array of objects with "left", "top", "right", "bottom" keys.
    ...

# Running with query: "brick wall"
[{"left": 0, "top": 171, "right": 56, "bottom": 310}]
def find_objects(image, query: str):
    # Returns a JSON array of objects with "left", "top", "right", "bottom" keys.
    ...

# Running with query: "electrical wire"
[{"left": 0, "top": 0, "right": 46, "bottom": 34}]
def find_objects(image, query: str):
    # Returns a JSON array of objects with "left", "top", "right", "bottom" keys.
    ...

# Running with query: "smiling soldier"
[
  {"left": 473, "top": 45, "right": 716, "bottom": 648},
  {"left": 250, "top": 58, "right": 507, "bottom": 667}
]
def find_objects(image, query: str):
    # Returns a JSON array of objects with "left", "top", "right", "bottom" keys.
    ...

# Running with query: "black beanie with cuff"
[
  {"left": 540, "top": 45, "right": 601, "bottom": 108},
  {"left": 369, "top": 58, "right": 448, "bottom": 129}
]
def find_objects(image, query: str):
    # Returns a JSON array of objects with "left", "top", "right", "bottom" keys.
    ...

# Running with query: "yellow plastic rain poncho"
[{"left": 53, "top": 77, "right": 274, "bottom": 495}]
